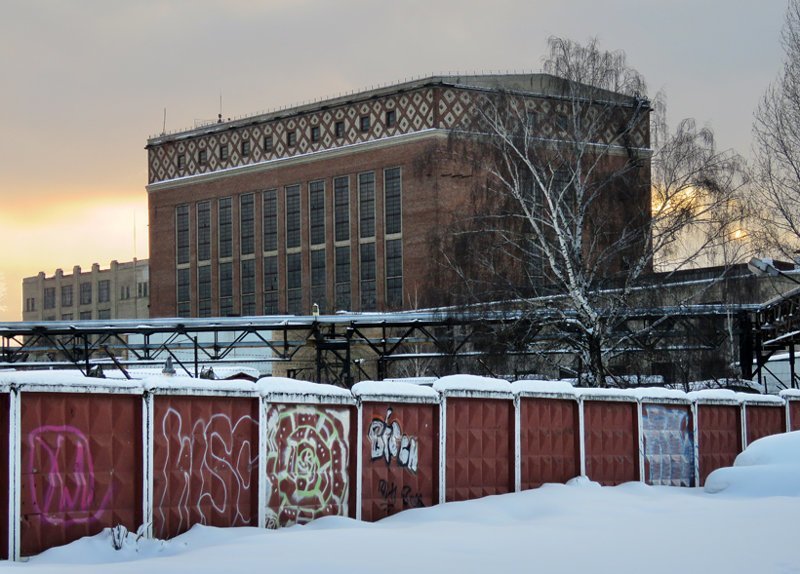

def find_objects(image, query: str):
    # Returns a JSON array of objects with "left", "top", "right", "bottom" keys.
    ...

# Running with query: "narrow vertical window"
[
  {"left": 286, "top": 252, "right": 302, "bottom": 314},
  {"left": 219, "top": 261, "right": 233, "bottom": 316},
  {"left": 334, "top": 176, "right": 350, "bottom": 242},
  {"left": 219, "top": 198, "right": 232, "bottom": 259},
  {"left": 360, "top": 242, "right": 376, "bottom": 311},
  {"left": 197, "top": 201, "right": 211, "bottom": 262},
  {"left": 311, "top": 249, "right": 326, "bottom": 312},
  {"left": 359, "top": 172, "right": 375, "bottom": 239},
  {"left": 177, "top": 268, "right": 191, "bottom": 317},
  {"left": 309, "top": 180, "right": 325, "bottom": 246},
  {"left": 263, "top": 189, "right": 278, "bottom": 252},
  {"left": 240, "top": 193, "right": 255, "bottom": 256},
  {"left": 176, "top": 205, "right": 190, "bottom": 264},
  {"left": 384, "top": 167, "right": 402, "bottom": 235},
  {"left": 335, "top": 245, "right": 351, "bottom": 311},
  {"left": 98, "top": 280, "right": 110, "bottom": 304},
  {"left": 386, "top": 238, "right": 403, "bottom": 308},
  {"left": 198, "top": 265, "right": 212, "bottom": 317},
  {"left": 285, "top": 185, "right": 301, "bottom": 249},
  {"left": 264, "top": 255, "right": 279, "bottom": 314},
  {"left": 241, "top": 259, "right": 256, "bottom": 315}
]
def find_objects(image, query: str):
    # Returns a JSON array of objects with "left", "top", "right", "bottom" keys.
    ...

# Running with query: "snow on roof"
[
  {"left": 256, "top": 377, "right": 354, "bottom": 403},
  {"left": 511, "top": 380, "right": 578, "bottom": 397},
  {"left": 352, "top": 380, "right": 440, "bottom": 401},
  {"left": 433, "top": 374, "right": 513, "bottom": 395}
]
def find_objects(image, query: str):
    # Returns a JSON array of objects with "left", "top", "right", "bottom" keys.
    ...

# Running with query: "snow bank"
[{"left": 704, "top": 431, "right": 800, "bottom": 496}]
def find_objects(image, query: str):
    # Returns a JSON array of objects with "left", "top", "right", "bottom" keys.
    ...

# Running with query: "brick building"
[
  {"left": 22, "top": 259, "right": 149, "bottom": 322},
  {"left": 145, "top": 74, "right": 650, "bottom": 318}
]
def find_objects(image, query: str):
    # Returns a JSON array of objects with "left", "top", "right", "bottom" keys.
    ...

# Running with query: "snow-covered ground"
[{"left": 4, "top": 432, "right": 800, "bottom": 573}]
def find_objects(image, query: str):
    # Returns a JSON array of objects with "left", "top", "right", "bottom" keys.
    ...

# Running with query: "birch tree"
[{"left": 444, "top": 37, "right": 744, "bottom": 386}]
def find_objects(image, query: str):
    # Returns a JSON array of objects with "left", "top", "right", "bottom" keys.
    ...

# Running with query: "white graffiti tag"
[{"left": 368, "top": 408, "right": 418, "bottom": 474}]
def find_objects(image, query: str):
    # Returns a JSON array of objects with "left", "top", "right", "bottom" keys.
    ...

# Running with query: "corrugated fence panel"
[
  {"left": 791, "top": 400, "right": 800, "bottom": 431},
  {"left": 152, "top": 396, "right": 260, "bottom": 539},
  {"left": 19, "top": 393, "right": 141, "bottom": 557},
  {"left": 583, "top": 400, "right": 638, "bottom": 486},
  {"left": 0, "top": 392, "right": 8, "bottom": 560},
  {"left": 445, "top": 398, "right": 514, "bottom": 502},
  {"left": 264, "top": 404, "right": 352, "bottom": 527},
  {"left": 641, "top": 404, "right": 695, "bottom": 487},
  {"left": 519, "top": 397, "right": 579, "bottom": 489},
  {"left": 745, "top": 405, "right": 786, "bottom": 445},
  {"left": 360, "top": 402, "right": 438, "bottom": 521},
  {"left": 697, "top": 404, "right": 741, "bottom": 486}
]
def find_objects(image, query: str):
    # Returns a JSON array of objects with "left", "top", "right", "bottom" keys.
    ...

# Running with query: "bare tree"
[
  {"left": 443, "top": 37, "right": 745, "bottom": 386},
  {"left": 750, "top": 0, "right": 800, "bottom": 258}
]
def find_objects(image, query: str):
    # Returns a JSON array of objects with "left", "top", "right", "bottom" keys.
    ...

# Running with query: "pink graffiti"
[{"left": 27, "top": 425, "right": 113, "bottom": 525}]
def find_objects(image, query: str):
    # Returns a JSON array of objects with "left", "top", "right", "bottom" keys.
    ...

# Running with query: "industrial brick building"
[{"left": 145, "top": 74, "right": 650, "bottom": 318}]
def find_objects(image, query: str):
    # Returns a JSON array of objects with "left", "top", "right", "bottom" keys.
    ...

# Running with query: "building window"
[
  {"left": 43, "top": 287, "right": 55, "bottom": 310},
  {"left": 177, "top": 154, "right": 186, "bottom": 170},
  {"left": 287, "top": 131, "right": 296, "bottom": 147},
  {"left": 198, "top": 265, "right": 212, "bottom": 317},
  {"left": 287, "top": 252, "right": 302, "bottom": 314},
  {"left": 120, "top": 285, "right": 129, "bottom": 300},
  {"left": 61, "top": 285, "right": 73, "bottom": 307},
  {"left": 219, "top": 197, "right": 232, "bottom": 259},
  {"left": 285, "top": 185, "right": 301, "bottom": 249},
  {"left": 264, "top": 135, "right": 273, "bottom": 152},
  {"left": 219, "top": 261, "right": 233, "bottom": 316},
  {"left": 138, "top": 282, "right": 149, "bottom": 298},
  {"left": 359, "top": 172, "right": 375, "bottom": 239},
  {"left": 80, "top": 282, "right": 92, "bottom": 305},
  {"left": 360, "top": 115, "right": 370, "bottom": 132},
  {"left": 197, "top": 201, "right": 211, "bottom": 262},
  {"left": 61, "top": 313, "right": 73, "bottom": 321},
  {"left": 264, "top": 255, "right": 279, "bottom": 314},
  {"left": 360, "top": 242, "right": 376, "bottom": 311},
  {"left": 263, "top": 189, "right": 278, "bottom": 252},
  {"left": 241, "top": 140, "right": 251, "bottom": 157},
  {"left": 25, "top": 297, "right": 35, "bottom": 312},
  {"left": 311, "top": 125, "right": 320, "bottom": 143},
  {"left": 386, "top": 238, "right": 403, "bottom": 308},
  {"left": 334, "top": 176, "right": 349, "bottom": 242},
  {"left": 240, "top": 193, "right": 255, "bottom": 256},
  {"left": 335, "top": 121, "right": 344, "bottom": 139},
  {"left": 311, "top": 249, "right": 326, "bottom": 313},
  {"left": 198, "top": 149, "right": 208, "bottom": 165},
  {"left": 335, "top": 246, "right": 351, "bottom": 311},
  {"left": 241, "top": 259, "right": 256, "bottom": 316},
  {"left": 384, "top": 167, "right": 402, "bottom": 235},
  {"left": 309, "top": 180, "right": 325, "bottom": 246},
  {"left": 386, "top": 109, "right": 396, "bottom": 128},
  {"left": 176, "top": 204, "right": 190, "bottom": 265},
  {"left": 98, "top": 309, "right": 111, "bottom": 320},
  {"left": 98, "top": 280, "right": 110, "bottom": 303},
  {"left": 220, "top": 143, "right": 229, "bottom": 161},
  {"left": 177, "top": 267, "right": 190, "bottom": 317},
  {"left": 79, "top": 311, "right": 92, "bottom": 321}
]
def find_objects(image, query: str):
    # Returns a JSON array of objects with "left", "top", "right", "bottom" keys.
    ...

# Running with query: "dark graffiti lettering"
[{"left": 368, "top": 408, "right": 419, "bottom": 473}]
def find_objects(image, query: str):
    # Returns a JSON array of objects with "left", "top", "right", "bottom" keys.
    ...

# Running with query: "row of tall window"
[
  {"left": 174, "top": 110, "right": 400, "bottom": 170},
  {"left": 175, "top": 167, "right": 403, "bottom": 316}
]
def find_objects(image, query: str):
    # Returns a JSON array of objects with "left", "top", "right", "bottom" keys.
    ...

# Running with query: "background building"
[
  {"left": 145, "top": 74, "right": 650, "bottom": 318},
  {"left": 22, "top": 259, "right": 149, "bottom": 321}
]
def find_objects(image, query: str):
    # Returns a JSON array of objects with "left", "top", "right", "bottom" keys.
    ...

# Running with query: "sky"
[{"left": 0, "top": 0, "right": 789, "bottom": 321}]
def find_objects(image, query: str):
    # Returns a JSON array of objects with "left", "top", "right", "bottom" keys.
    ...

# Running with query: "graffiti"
[
  {"left": 642, "top": 405, "right": 695, "bottom": 487},
  {"left": 157, "top": 407, "right": 258, "bottom": 537},
  {"left": 264, "top": 405, "right": 349, "bottom": 528},
  {"left": 368, "top": 408, "right": 419, "bottom": 473},
  {"left": 27, "top": 425, "right": 114, "bottom": 525},
  {"left": 377, "top": 479, "right": 425, "bottom": 512}
]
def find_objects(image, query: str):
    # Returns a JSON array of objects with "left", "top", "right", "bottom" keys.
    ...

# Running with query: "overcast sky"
[{"left": 0, "top": 0, "right": 789, "bottom": 320}]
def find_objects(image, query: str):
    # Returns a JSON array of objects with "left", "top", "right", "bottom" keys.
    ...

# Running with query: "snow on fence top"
[
  {"left": 511, "top": 379, "right": 578, "bottom": 397},
  {"left": 351, "top": 380, "right": 440, "bottom": 402},
  {"left": 780, "top": 389, "right": 800, "bottom": 398},
  {"left": 256, "top": 377, "right": 355, "bottom": 404},
  {"left": 0, "top": 370, "right": 144, "bottom": 394},
  {"left": 143, "top": 376, "right": 259, "bottom": 395},
  {"left": 433, "top": 374, "right": 513, "bottom": 398}
]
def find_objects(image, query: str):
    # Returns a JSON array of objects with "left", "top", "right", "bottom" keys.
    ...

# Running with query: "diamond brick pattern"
[
  {"left": 445, "top": 398, "right": 513, "bottom": 502},
  {"left": 583, "top": 400, "right": 638, "bottom": 486}
]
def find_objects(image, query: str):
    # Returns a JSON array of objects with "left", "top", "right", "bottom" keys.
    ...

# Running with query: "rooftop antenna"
[
  {"left": 161, "top": 108, "right": 167, "bottom": 135},
  {"left": 218, "top": 92, "right": 223, "bottom": 123}
]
